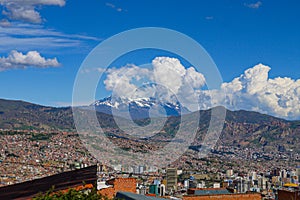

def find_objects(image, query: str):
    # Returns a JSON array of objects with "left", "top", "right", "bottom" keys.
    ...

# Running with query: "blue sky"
[{"left": 0, "top": 0, "right": 300, "bottom": 119}]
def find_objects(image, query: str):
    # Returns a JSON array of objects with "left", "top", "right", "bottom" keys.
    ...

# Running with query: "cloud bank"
[
  {"left": 0, "top": 0, "right": 66, "bottom": 23},
  {"left": 0, "top": 50, "right": 60, "bottom": 71},
  {"left": 102, "top": 57, "right": 300, "bottom": 120}
]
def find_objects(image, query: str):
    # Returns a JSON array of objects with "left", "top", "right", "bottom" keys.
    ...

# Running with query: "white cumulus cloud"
[
  {"left": 102, "top": 58, "right": 300, "bottom": 120},
  {"left": 0, "top": 50, "right": 60, "bottom": 71},
  {"left": 104, "top": 64, "right": 151, "bottom": 98},
  {"left": 0, "top": 0, "right": 66, "bottom": 23},
  {"left": 199, "top": 63, "right": 300, "bottom": 120},
  {"left": 103, "top": 57, "right": 206, "bottom": 111}
]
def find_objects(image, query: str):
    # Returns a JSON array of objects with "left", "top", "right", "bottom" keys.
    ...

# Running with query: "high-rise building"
[
  {"left": 138, "top": 165, "right": 144, "bottom": 174},
  {"left": 183, "top": 179, "right": 189, "bottom": 189},
  {"left": 149, "top": 184, "right": 158, "bottom": 196},
  {"left": 258, "top": 176, "right": 268, "bottom": 190},
  {"left": 280, "top": 169, "right": 287, "bottom": 179},
  {"left": 226, "top": 169, "right": 234, "bottom": 177},
  {"left": 166, "top": 168, "right": 177, "bottom": 192},
  {"left": 272, "top": 168, "right": 280, "bottom": 176},
  {"left": 296, "top": 167, "right": 300, "bottom": 181},
  {"left": 213, "top": 183, "right": 221, "bottom": 188},
  {"left": 159, "top": 184, "right": 166, "bottom": 196},
  {"left": 251, "top": 171, "right": 257, "bottom": 180}
]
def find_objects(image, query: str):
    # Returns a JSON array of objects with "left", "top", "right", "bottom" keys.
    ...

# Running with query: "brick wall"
[
  {"left": 98, "top": 187, "right": 115, "bottom": 199},
  {"left": 111, "top": 178, "right": 137, "bottom": 193},
  {"left": 98, "top": 178, "right": 136, "bottom": 199},
  {"left": 183, "top": 193, "right": 262, "bottom": 200}
]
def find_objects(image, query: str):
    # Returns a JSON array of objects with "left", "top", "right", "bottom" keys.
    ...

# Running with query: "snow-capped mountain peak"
[{"left": 91, "top": 96, "right": 189, "bottom": 119}]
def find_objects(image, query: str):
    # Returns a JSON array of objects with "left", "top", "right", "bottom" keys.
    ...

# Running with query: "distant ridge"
[
  {"left": 0, "top": 99, "right": 300, "bottom": 137},
  {"left": 0, "top": 98, "right": 295, "bottom": 130},
  {"left": 0, "top": 98, "right": 74, "bottom": 130},
  {"left": 0, "top": 98, "right": 299, "bottom": 154}
]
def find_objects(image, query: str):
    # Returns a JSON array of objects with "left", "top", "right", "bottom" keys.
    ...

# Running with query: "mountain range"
[
  {"left": 90, "top": 96, "right": 190, "bottom": 119},
  {"left": 0, "top": 99, "right": 73, "bottom": 130},
  {"left": 0, "top": 98, "right": 299, "bottom": 153}
]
